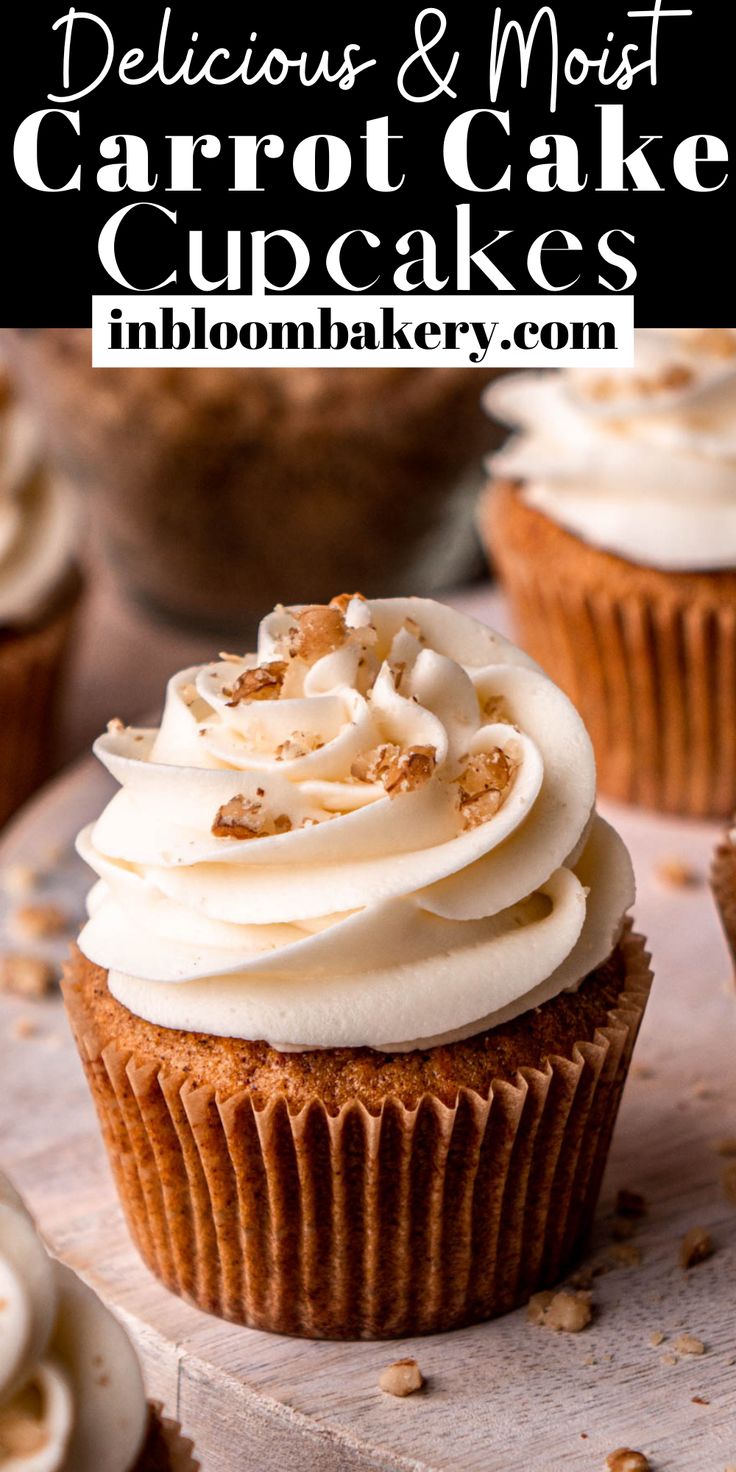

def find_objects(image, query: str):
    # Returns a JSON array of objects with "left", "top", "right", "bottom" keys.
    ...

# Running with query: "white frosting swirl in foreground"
[
  {"left": 0, "top": 1173, "right": 147, "bottom": 1472},
  {"left": 0, "top": 384, "right": 78, "bottom": 627},
  {"left": 486, "top": 328, "right": 736, "bottom": 571},
  {"left": 77, "top": 597, "right": 634, "bottom": 1052}
]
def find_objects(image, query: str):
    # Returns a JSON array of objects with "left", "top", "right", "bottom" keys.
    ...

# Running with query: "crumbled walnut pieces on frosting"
[
  {"left": 456, "top": 749, "right": 514, "bottom": 829},
  {"left": 212, "top": 793, "right": 292, "bottom": 840},
  {"left": 225, "top": 662, "right": 287, "bottom": 705},
  {"left": 288, "top": 604, "right": 347, "bottom": 662},
  {"left": 329, "top": 591, "right": 366, "bottom": 613},
  {"left": 275, "top": 731, "right": 325, "bottom": 761},
  {"left": 351, "top": 743, "right": 437, "bottom": 796}
]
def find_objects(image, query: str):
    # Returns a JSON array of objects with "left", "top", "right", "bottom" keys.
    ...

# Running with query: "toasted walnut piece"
[
  {"left": 615, "top": 1188, "right": 647, "bottom": 1218},
  {"left": 606, "top": 1450, "right": 650, "bottom": 1472},
  {"left": 10, "top": 904, "right": 68, "bottom": 940},
  {"left": 655, "top": 856, "right": 700, "bottom": 888},
  {"left": 226, "top": 662, "right": 287, "bottom": 705},
  {"left": 329, "top": 591, "right": 366, "bottom": 613},
  {"left": 527, "top": 1289, "right": 592, "bottom": 1333},
  {"left": 457, "top": 749, "right": 514, "bottom": 829},
  {"left": 722, "top": 1163, "right": 736, "bottom": 1205},
  {"left": 0, "top": 955, "right": 56, "bottom": 999},
  {"left": 275, "top": 731, "right": 325, "bottom": 761},
  {"left": 211, "top": 795, "right": 292, "bottom": 840},
  {"left": 288, "top": 605, "right": 347, "bottom": 662},
  {"left": 680, "top": 1226, "right": 714, "bottom": 1270},
  {"left": 382, "top": 746, "right": 437, "bottom": 796},
  {"left": 674, "top": 1333, "right": 706, "bottom": 1356},
  {"left": 378, "top": 1358, "right": 425, "bottom": 1398},
  {"left": 351, "top": 743, "right": 401, "bottom": 783}
]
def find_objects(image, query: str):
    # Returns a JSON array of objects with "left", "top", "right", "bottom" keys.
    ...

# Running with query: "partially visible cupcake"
[
  {"left": 481, "top": 329, "right": 736, "bottom": 816},
  {"left": 63, "top": 595, "right": 651, "bottom": 1339},
  {"left": 3, "top": 331, "right": 499, "bottom": 630},
  {"left": 712, "top": 829, "right": 736, "bottom": 971},
  {"left": 0, "top": 364, "right": 82, "bottom": 828},
  {"left": 0, "top": 1170, "right": 197, "bottom": 1470}
]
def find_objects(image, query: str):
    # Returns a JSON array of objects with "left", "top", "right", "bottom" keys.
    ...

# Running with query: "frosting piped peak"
[{"left": 77, "top": 596, "right": 634, "bottom": 1051}]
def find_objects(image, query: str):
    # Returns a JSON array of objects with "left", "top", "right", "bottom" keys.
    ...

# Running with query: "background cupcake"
[
  {"left": 3, "top": 332, "right": 499, "bottom": 632},
  {"left": 481, "top": 329, "right": 736, "bottom": 817},
  {"left": 63, "top": 595, "right": 651, "bottom": 1339},
  {"left": 0, "top": 1169, "right": 197, "bottom": 1470},
  {"left": 0, "top": 364, "right": 82, "bottom": 829}
]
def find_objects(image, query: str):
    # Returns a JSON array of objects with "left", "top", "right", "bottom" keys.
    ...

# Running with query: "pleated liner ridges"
[
  {"left": 65, "top": 931, "right": 651, "bottom": 1341},
  {"left": 0, "top": 598, "right": 79, "bottom": 829},
  {"left": 135, "top": 1403, "right": 199, "bottom": 1472},
  {"left": 485, "top": 484, "right": 736, "bottom": 817}
]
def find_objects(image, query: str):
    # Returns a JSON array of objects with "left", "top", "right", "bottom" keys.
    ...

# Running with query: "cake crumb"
[
  {"left": 606, "top": 1449, "right": 650, "bottom": 1472},
  {"left": 1, "top": 863, "right": 38, "bottom": 897},
  {"left": 722, "top": 1164, "right": 736, "bottom": 1205},
  {"left": 379, "top": 1358, "right": 424, "bottom": 1397},
  {"left": 610, "top": 1243, "right": 642, "bottom": 1268},
  {"left": 615, "top": 1189, "right": 647, "bottom": 1218},
  {"left": 661, "top": 1352, "right": 678, "bottom": 1366},
  {"left": 655, "top": 856, "right": 700, "bottom": 888},
  {"left": 674, "top": 1333, "right": 705, "bottom": 1356},
  {"left": 10, "top": 903, "right": 68, "bottom": 940},
  {"left": 527, "top": 1289, "right": 593, "bottom": 1333},
  {"left": 0, "top": 954, "right": 56, "bottom": 998},
  {"left": 631, "top": 1063, "right": 656, "bottom": 1080},
  {"left": 649, "top": 1330, "right": 665, "bottom": 1347},
  {"left": 679, "top": 1226, "right": 714, "bottom": 1269}
]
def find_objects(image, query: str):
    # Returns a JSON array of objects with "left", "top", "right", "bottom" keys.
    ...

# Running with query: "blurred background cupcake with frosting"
[
  {"left": 481, "top": 329, "right": 736, "bottom": 817},
  {"left": 0, "top": 357, "right": 82, "bottom": 829}
]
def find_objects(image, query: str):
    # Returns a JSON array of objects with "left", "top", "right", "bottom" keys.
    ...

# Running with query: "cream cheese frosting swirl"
[
  {"left": 0, "top": 1172, "right": 147, "bottom": 1472},
  {"left": 77, "top": 596, "right": 634, "bottom": 1052},
  {"left": 486, "top": 328, "right": 736, "bottom": 571},
  {"left": 0, "top": 374, "right": 78, "bottom": 628}
]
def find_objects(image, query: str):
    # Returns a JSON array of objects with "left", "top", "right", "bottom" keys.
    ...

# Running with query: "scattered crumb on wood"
[
  {"left": 722, "top": 1164, "right": 736, "bottom": 1205},
  {"left": 379, "top": 1358, "right": 424, "bottom": 1397},
  {"left": 661, "top": 1352, "right": 678, "bottom": 1366},
  {"left": 1, "top": 863, "right": 38, "bottom": 897},
  {"left": 0, "top": 954, "right": 56, "bottom": 998},
  {"left": 606, "top": 1449, "right": 650, "bottom": 1472},
  {"left": 10, "top": 903, "right": 68, "bottom": 940},
  {"left": 649, "top": 1330, "right": 665, "bottom": 1347},
  {"left": 610, "top": 1243, "right": 642, "bottom": 1268},
  {"left": 527, "top": 1289, "right": 593, "bottom": 1332},
  {"left": 674, "top": 1333, "right": 705, "bottom": 1356},
  {"left": 679, "top": 1226, "right": 714, "bottom": 1270},
  {"left": 615, "top": 1189, "right": 647, "bottom": 1218},
  {"left": 692, "top": 1396, "right": 710, "bottom": 1405},
  {"left": 631, "top": 1063, "right": 656, "bottom": 1080},
  {"left": 655, "top": 856, "right": 700, "bottom": 888}
]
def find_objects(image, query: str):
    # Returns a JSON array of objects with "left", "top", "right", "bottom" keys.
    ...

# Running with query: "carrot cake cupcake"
[
  {"left": 63, "top": 595, "right": 651, "bottom": 1339},
  {"left": 482, "top": 329, "right": 736, "bottom": 816},
  {"left": 0, "top": 1169, "right": 197, "bottom": 1469},
  {"left": 0, "top": 363, "right": 82, "bottom": 828}
]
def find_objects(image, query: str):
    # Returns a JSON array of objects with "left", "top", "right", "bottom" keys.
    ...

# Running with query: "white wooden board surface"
[{"left": 2, "top": 589, "right": 736, "bottom": 1472}]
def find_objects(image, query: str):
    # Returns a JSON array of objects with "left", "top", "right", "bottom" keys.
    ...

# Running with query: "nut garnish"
[
  {"left": 679, "top": 1226, "right": 714, "bottom": 1269},
  {"left": 527, "top": 1289, "right": 593, "bottom": 1332},
  {"left": 329, "top": 591, "right": 366, "bottom": 613},
  {"left": 212, "top": 794, "right": 291, "bottom": 840},
  {"left": 351, "top": 744, "right": 437, "bottom": 796},
  {"left": 0, "top": 955, "right": 56, "bottom": 998},
  {"left": 288, "top": 605, "right": 347, "bottom": 662},
  {"left": 378, "top": 1358, "right": 424, "bottom": 1397},
  {"left": 606, "top": 1451, "right": 650, "bottom": 1472},
  {"left": 226, "top": 662, "right": 287, "bottom": 705},
  {"left": 275, "top": 731, "right": 324, "bottom": 761},
  {"left": 674, "top": 1333, "right": 705, "bottom": 1356},
  {"left": 10, "top": 904, "right": 68, "bottom": 940},
  {"left": 456, "top": 749, "right": 514, "bottom": 828}
]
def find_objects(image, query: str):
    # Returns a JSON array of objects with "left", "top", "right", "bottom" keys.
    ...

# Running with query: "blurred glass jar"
[{"left": 2, "top": 330, "right": 500, "bottom": 632}]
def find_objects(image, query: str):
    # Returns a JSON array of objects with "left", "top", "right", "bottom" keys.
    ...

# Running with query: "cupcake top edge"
[
  {"left": 77, "top": 595, "right": 635, "bottom": 1053},
  {"left": 484, "top": 327, "right": 736, "bottom": 572},
  {"left": 0, "top": 1169, "right": 149, "bottom": 1472},
  {"left": 0, "top": 367, "right": 79, "bottom": 628}
]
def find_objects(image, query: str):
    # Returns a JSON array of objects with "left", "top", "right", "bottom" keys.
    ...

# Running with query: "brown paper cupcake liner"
[
  {"left": 483, "top": 482, "right": 736, "bottom": 818},
  {"left": 63, "top": 928, "right": 651, "bottom": 1340},
  {"left": 0, "top": 586, "right": 81, "bottom": 829},
  {"left": 132, "top": 1403, "right": 198, "bottom": 1472},
  {"left": 711, "top": 837, "right": 736, "bottom": 971}
]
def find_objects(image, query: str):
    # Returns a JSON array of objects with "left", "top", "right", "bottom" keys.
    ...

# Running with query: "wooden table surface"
[{"left": 3, "top": 588, "right": 736, "bottom": 1472}]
